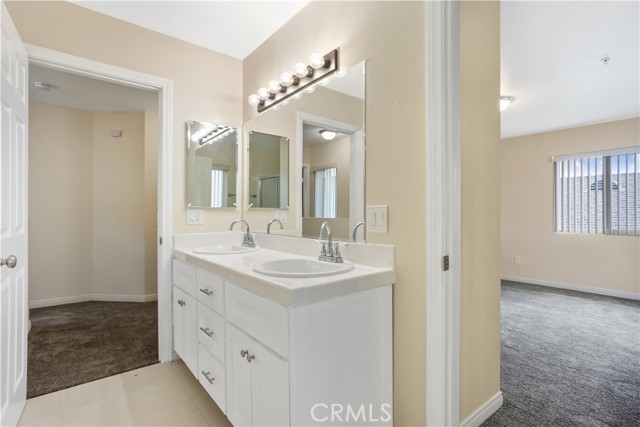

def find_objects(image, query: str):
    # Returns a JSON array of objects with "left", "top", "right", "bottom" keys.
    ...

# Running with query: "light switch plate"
[
  {"left": 186, "top": 208, "right": 203, "bottom": 225},
  {"left": 366, "top": 205, "right": 388, "bottom": 233}
]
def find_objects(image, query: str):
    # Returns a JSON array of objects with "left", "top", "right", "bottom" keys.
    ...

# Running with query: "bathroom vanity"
[{"left": 172, "top": 232, "right": 394, "bottom": 426}]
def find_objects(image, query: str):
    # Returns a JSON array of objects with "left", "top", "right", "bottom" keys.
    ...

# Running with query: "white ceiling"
[
  {"left": 501, "top": 1, "right": 640, "bottom": 138},
  {"left": 70, "top": 1, "right": 310, "bottom": 59},
  {"left": 30, "top": 65, "right": 158, "bottom": 112}
]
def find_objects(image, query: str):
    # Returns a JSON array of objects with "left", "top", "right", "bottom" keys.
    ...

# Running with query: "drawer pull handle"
[
  {"left": 202, "top": 371, "right": 215, "bottom": 384},
  {"left": 199, "top": 327, "right": 214, "bottom": 337},
  {"left": 199, "top": 288, "right": 213, "bottom": 296}
]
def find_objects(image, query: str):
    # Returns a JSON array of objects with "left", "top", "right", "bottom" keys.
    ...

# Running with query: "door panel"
[
  {"left": 0, "top": 2, "right": 29, "bottom": 426},
  {"left": 250, "top": 339, "right": 289, "bottom": 427},
  {"left": 225, "top": 324, "right": 252, "bottom": 427}
]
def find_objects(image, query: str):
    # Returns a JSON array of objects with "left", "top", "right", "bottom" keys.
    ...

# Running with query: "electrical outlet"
[
  {"left": 366, "top": 205, "right": 388, "bottom": 233},
  {"left": 186, "top": 208, "right": 203, "bottom": 225},
  {"left": 514, "top": 255, "right": 522, "bottom": 265}
]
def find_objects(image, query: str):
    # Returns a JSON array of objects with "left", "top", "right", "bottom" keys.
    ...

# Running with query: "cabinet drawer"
[
  {"left": 198, "top": 348, "right": 226, "bottom": 414},
  {"left": 198, "top": 303, "right": 225, "bottom": 362},
  {"left": 197, "top": 270, "right": 224, "bottom": 315},
  {"left": 225, "top": 283, "right": 289, "bottom": 358},
  {"left": 173, "top": 259, "right": 197, "bottom": 297}
]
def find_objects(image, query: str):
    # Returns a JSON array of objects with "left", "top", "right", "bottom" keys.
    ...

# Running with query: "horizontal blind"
[{"left": 610, "top": 153, "right": 640, "bottom": 236}]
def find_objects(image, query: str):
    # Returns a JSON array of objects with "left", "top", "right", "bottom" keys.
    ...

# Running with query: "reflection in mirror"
[
  {"left": 242, "top": 60, "right": 365, "bottom": 241},
  {"left": 248, "top": 131, "right": 289, "bottom": 209},
  {"left": 186, "top": 120, "right": 238, "bottom": 208}
]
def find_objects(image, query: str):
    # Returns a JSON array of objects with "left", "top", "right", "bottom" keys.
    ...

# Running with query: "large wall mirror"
[
  {"left": 186, "top": 120, "right": 238, "bottom": 208},
  {"left": 247, "top": 131, "right": 289, "bottom": 208},
  {"left": 243, "top": 61, "right": 365, "bottom": 241}
]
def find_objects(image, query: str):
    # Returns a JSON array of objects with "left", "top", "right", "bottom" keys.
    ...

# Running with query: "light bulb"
[
  {"left": 280, "top": 72, "right": 294, "bottom": 87},
  {"left": 306, "top": 85, "right": 316, "bottom": 94},
  {"left": 268, "top": 80, "right": 281, "bottom": 94},
  {"left": 309, "top": 52, "right": 326, "bottom": 70},
  {"left": 248, "top": 94, "right": 260, "bottom": 106},
  {"left": 257, "top": 87, "right": 270, "bottom": 100},
  {"left": 336, "top": 68, "right": 347, "bottom": 78},
  {"left": 294, "top": 62, "right": 310, "bottom": 78},
  {"left": 319, "top": 77, "right": 331, "bottom": 86}
]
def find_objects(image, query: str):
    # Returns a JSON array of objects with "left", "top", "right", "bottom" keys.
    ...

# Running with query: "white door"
[
  {"left": 225, "top": 324, "right": 253, "bottom": 427},
  {"left": 195, "top": 155, "right": 212, "bottom": 207},
  {"left": 0, "top": 2, "right": 28, "bottom": 426}
]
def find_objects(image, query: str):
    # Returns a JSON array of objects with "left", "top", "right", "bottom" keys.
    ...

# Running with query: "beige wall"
[
  {"left": 460, "top": 1, "right": 502, "bottom": 421},
  {"left": 244, "top": 2, "right": 427, "bottom": 425},
  {"left": 6, "top": 0, "right": 243, "bottom": 234},
  {"left": 501, "top": 118, "right": 640, "bottom": 296},
  {"left": 92, "top": 112, "right": 147, "bottom": 297},
  {"left": 28, "top": 103, "right": 157, "bottom": 305},
  {"left": 145, "top": 112, "right": 158, "bottom": 295},
  {"left": 29, "top": 103, "right": 93, "bottom": 303}
]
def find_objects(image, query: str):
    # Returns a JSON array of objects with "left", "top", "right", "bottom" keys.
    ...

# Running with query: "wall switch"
[
  {"left": 186, "top": 208, "right": 203, "bottom": 225},
  {"left": 514, "top": 255, "right": 522, "bottom": 265},
  {"left": 366, "top": 205, "right": 388, "bottom": 233}
]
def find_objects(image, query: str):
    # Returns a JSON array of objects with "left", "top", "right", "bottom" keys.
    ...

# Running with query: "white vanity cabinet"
[
  {"left": 172, "top": 261, "right": 198, "bottom": 376},
  {"left": 172, "top": 255, "right": 393, "bottom": 427}
]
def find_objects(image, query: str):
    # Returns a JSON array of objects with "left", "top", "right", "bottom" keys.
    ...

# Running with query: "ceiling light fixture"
[
  {"left": 33, "top": 81, "right": 53, "bottom": 91},
  {"left": 199, "top": 126, "right": 235, "bottom": 146},
  {"left": 319, "top": 130, "right": 337, "bottom": 141},
  {"left": 248, "top": 49, "right": 339, "bottom": 113},
  {"left": 500, "top": 95, "right": 515, "bottom": 112}
]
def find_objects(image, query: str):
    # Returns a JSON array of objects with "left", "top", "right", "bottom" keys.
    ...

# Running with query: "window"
[
  {"left": 210, "top": 168, "right": 228, "bottom": 208},
  {"left": 314, "top": 167, "right": 337, "bottom": 218},
  {"left": 554, "top": 149, "right": 639, "bottom": 236}
]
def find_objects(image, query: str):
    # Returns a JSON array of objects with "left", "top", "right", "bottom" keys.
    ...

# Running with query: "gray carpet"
[
  {"left": 28, "top": 301, "right": 158, "bottom": 398},
  {"left": 483, "top": 281, "right": 640, "bottom": 427}
]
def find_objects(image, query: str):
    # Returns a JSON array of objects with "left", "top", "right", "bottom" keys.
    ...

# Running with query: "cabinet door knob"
[
  {"left": 199, "top": 327, "right": 214, "bottom": 337},
  {"left": 246, "top": 353, "right": 255, "bottom": 363},
  {"left": 0, "top": 255, "right": 17, "bottom": 268},
  {"left": 201, "top": 371, "right": 215, "bottom": 384},
  {"left": 199, "top": 288, "right": 213, "bottom": 296},
  {"left": 240, "top": 349, "right": 248, "bottom": 358}
]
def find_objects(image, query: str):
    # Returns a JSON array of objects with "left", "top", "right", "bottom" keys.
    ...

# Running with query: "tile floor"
[{"left": 18, "top": 361, "right": 232, "bottom": 427}]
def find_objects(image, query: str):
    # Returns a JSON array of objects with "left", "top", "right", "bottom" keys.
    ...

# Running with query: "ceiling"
[
  {"left": 501, "top": 1, "right": 639, "bottom": 138},
  {"left": 30, "top": 65, "right": 158, "bottom": 112},
  {"left": 70, "top": 1, "right": 310, "bottom": 60}
]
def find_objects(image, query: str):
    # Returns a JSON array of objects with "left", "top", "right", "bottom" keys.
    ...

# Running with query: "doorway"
[{"left": 24, "top": 44, "right": 174, "bottom": 376}]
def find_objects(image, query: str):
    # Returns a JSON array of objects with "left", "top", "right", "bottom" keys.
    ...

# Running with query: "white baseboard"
[
  {"left": 29, "top": 293, "right": 158, "bottom": 309},
  {"left": 460, "top": 391, "right": 503, "bottom": 427},
  {"left": 502, "top": 275, "right": 640, "bottom": 301}
]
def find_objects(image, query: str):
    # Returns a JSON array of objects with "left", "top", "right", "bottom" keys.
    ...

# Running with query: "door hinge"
[
  {"left": 159, "top": 237, "right": 163, "bottom": 245},
  {"left": 442, "top": 255, "right": 450, "bottom": 271}
]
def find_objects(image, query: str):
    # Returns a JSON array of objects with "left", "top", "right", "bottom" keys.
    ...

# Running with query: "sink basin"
[
  {"left": 193, "top": 244, "right": 260, "bottom": 255},
  {"left": 252, "top": 258, "right": 354, "bottom": 278}
]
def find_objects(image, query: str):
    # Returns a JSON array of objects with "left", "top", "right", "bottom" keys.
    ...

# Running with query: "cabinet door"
[
  {"left": 226, "top": 324, "right": 253, "bottom": 427},
  {"left": 173, "top": 286, "right": 198, "bottom": 376},
  {"left": 250, "top": 339, "right": 289, "bottom": 427}
]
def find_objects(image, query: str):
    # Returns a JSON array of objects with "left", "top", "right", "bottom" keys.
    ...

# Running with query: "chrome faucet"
[
  {"left": 352, "top": 222, "right": 365, "bottom": 242},
  {"left": 267, "top": 219, "right": 283, "bottom": 234},
  {"left": 229, "top": 219, "right": 255, "bottom": 248},
  {"left": 319, "top": 221, "right": 343, "bottom": 263}
]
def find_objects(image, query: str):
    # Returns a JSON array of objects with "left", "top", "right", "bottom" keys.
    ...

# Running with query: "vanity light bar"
[
  {"left": 248, "top": 49, "right": 339, "bottom": 113},
  {"left": 199, "top": 126, "right": 234, "bottom": 146}
]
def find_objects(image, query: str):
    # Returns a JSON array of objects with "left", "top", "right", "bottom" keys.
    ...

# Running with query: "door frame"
[
  {"left": 25, "top": 44, "right": 174, "bottom": 363},
  {"left": 426, "top": 1, "right": 461, "bottom": 426}
]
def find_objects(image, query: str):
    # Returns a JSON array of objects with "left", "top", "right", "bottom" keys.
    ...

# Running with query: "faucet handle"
[
  {"left": 242, "top": 232, "right": 256, "bottom": 248},
  {"left": 333, "top": 242, "right": 343, "bottom": 263},
  {"left": 319, "top": 241, "right": 327, "bottom": 261}
]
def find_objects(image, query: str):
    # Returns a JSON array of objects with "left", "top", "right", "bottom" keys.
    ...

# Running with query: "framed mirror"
[
  {"left": 242, "top": 60, "right": 365, "bottom": 241},
  {"left": 186, "top": 120, "right": 238, "bottom": 208},
  {"left": 247, "top": 131, "right": 289, "bottom": 209}
]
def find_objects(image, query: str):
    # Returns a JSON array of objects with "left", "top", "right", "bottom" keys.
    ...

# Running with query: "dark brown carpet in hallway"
[{"left": 28, "top": 301, "right": 158, "bottom": 398}]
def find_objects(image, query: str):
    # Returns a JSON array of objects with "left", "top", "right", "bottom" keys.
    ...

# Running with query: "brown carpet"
[{"left": 28, "top": 301, "right": 158, "bottom": 398}]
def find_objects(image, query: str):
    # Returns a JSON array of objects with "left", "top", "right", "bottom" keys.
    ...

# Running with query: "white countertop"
[{"left": 173, "top": 233, "right": 395, "bottom": 306}]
